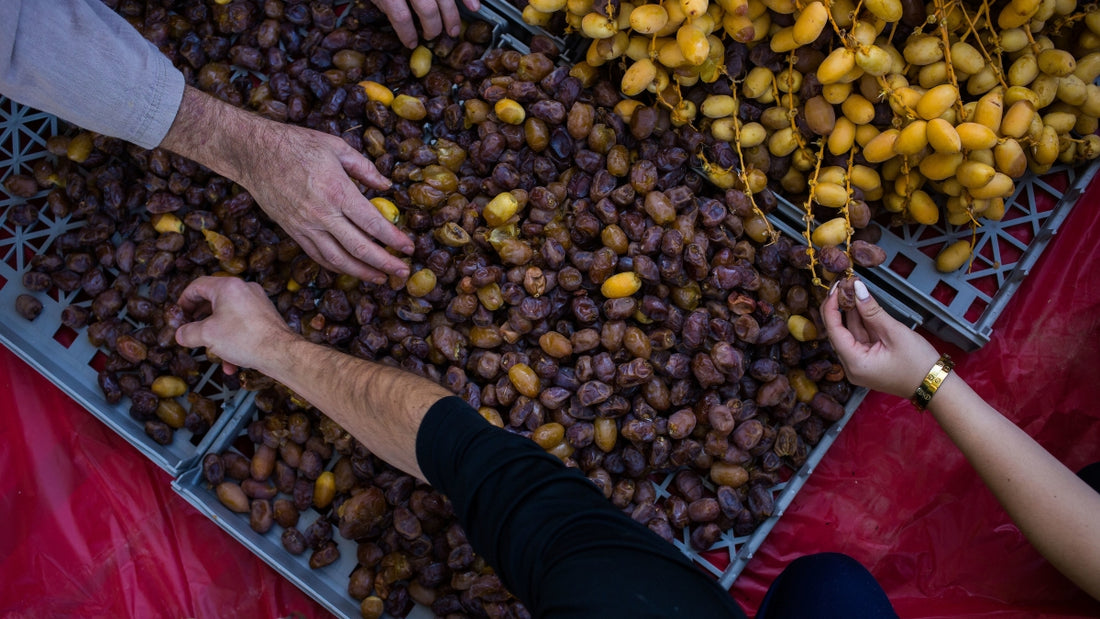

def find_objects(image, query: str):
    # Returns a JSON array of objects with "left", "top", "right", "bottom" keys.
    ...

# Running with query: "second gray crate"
[{"left": 175, "top": 377, "right": 870, "bottom": 617}]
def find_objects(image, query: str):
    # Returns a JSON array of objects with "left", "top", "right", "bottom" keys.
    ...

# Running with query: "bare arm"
[
  {"left": 823, "top": 279, "right": 1100, "bottom": 601},
  {"left": 924, "top": 375, "right": 1100, "bottom": 600},
  {"left": 262, "top": 336, "right": 449, "bottom": 479},
  {"left": 175, "top": 276, "right": 448, "bottom": 479},
  {"left": 161, "top": 86, "right": 413, "bottom": 284}
]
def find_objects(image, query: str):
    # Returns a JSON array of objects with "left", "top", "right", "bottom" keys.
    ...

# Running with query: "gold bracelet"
[{"left": 911, "top": 354, "right": 954, "bottom": 410}]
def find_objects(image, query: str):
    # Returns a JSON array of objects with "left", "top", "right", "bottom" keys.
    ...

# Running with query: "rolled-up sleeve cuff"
[{"left": 130, "top": 50, "right": 184, "bottom": 150}]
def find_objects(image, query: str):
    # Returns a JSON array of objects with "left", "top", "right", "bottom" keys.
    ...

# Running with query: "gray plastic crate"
[
  {"left": 770, "top": 160, "right": 1100, "bottom": 350},
  {"left": 670, "top": 387, "right": 867, "bottom": 588},
  {"left": 1, "top": 7, "right": 888, "bottom": 614},
  {"left": 0, "top": 0, "right": 526, "bottom": 477},
  {"left": 463, "top": 2, "right": 513, "bottom": 51},
  {"left": 170, "top": 16, "right": 898, "bottom": 605},
  {"left": 0, "top": 96, "right": 251, "bottom": 474},
  {"left": 172, "top": 405, "right": 433, "bottom": 619},
  {"left": 174, "top": 379, "right": 867, "bottom": 619}
]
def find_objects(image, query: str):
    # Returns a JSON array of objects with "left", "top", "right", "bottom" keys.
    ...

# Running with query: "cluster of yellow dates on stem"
[{"left": 525, "top": 0, "right": 1100, "bottom": 272}]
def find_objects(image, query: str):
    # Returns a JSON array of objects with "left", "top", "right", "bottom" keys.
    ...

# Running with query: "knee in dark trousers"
[
  {"left": 756, "top": 552, "right": 897, "bottom": 619},
  {"left": 1078, "top": 461, "right": 1100, "bottom": 493}
]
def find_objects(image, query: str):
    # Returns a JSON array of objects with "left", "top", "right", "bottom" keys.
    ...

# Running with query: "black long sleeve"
[{"left": 416, "top": 396, "right": 748, "bottom": 618}]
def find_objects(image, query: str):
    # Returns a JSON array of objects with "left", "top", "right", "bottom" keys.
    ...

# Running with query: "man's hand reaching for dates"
[
  {"left": 161, "top": 86, "right": 413, "bottom": 284},
  {"left": 175, "top": 276, "right": 295, "bottom": 376}
]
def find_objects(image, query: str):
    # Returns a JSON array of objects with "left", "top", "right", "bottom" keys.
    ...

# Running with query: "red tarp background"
[{"left": 2, "top": 186, "right": 1100, "bottom": 618}]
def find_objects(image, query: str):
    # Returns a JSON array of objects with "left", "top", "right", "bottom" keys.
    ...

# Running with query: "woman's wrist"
[
  {"left": 893, "top": 337, "right": 942, "bottom": 399},
  {"left": 910, "top": 354, "right": 955, "bottom": 410}
]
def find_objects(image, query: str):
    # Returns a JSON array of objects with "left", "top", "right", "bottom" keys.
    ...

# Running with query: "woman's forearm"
[
  {"left": 256, "top": 334, "right": 452, "bottom": 480},
  {"left": 928, "top": 374, "right": 1100, "bottom": 600}
]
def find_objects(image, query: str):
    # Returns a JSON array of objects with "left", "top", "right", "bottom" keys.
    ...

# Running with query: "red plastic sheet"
[{"left": 3, "top": 192, "right": 1100, "bottom": 618}]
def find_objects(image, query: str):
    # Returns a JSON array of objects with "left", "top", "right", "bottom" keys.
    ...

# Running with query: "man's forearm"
[
  {"left": 929, "top": 375, "right": 1100, "bottom": 600},
  {"left": 160, "top": 86, "right": 256, "bottom": 184},
  {"left": 255, "top": 334, "right": 452, "bottom": 480}
]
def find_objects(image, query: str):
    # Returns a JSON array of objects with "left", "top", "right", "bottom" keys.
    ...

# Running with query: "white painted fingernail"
[{"left": 854, "top": 279, "right": 870, "bottom": 301}]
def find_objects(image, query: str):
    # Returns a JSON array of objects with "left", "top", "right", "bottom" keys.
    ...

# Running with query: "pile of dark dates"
[{"left": 4, "top": 1, "right": 856, "bottom": 617}]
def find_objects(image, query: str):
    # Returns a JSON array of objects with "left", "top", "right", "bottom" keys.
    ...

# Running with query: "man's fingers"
[
  {"left": 462, "top": 0, "right": 480, "bottom": 10},
  {"left": 298, "top": 231, "right": 384, "bottom": 284},
  {"left": 438, "top": 0, "right": 462, "bottom": 37},
  {"left": 296, "top": 233, "right": 380, "bottom": 285},
  {"left": 342, "top": 194, "right": 414, "bottom": 256},
  {"left": 332, "top": 220, "right": 409, "bottom": 279},
  {"left": 175, "top": 320, "right": 207, "bottom": 349},
  {"left": 222, "top": 361, "right": 239, "bottom": 376},
  {"left": 179, "top": 298, "right": 212, "bottom": 321},
  {"left": 339, "top": 150, "right": 391, "bottom": 191},
  {"left": 334, "top": 148, "right": 414, "bottom": 258},
  {"left": 311, "top": 231, "right": 392, "bottom": 285},
  {"left": 384, "top": 2, "right": 420, "bottom": 48},
  {"left": 411, "top": 0, "right": 443, "bottom": 39},
  {"left": 177, "top": 276, "right": 222, "bottom": 315}
]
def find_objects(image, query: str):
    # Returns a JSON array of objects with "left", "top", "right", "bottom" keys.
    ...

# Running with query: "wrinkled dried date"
[
  {"left": 282, "top": 527, "right": 307, "bottom": 555},
  {"left": 850, "top": 240, "right": 887, "bottom": 268},
  {"left": 202, "top": 453, "right": 225, "bottom": 485},
  {"left": 836, "top": 278, "right": 857, "bottom": 311},
  {"left": 15, "top": 294, "right": 43, "bottom": 321}
]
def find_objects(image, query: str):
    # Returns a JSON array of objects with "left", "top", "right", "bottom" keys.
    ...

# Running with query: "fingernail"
[
  {"left": 397, "top": 268, "right": 410, "bottom": 279},
  {"left": 854, "top": 279, "right": 870, "bottom": 301},
  {"left": 828, "top": 280, "right": 838, "bottom": 296},
  {"left": 449, "top": 25, "right": 460, "bottom": 36}
]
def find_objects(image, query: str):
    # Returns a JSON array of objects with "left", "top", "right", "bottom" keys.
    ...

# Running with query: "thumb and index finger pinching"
[
  {"left": 177, "top": 276, "right": 222, "bottom": 314},
  {"left": 823, "top": 278, "right": 892, "bottom": 352},
  {"left": 848, "top": 278, "right": 900, "bottom": 343},
  {"left": 174, "top": 277, "right": 231, "bottom": 349},
  {"left": 821, "top": 284, "right": 858, "bottom": 352},
  {"left": 174, "top": 320, "right": 208, "bottom": 350},
  {"left": 173, "top": 282, "right": 239, "bottom": 377}
]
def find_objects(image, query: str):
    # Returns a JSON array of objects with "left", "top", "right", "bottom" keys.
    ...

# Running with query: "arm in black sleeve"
[{"left": 416, "top": 396, "right": 748, "bottom": 619}]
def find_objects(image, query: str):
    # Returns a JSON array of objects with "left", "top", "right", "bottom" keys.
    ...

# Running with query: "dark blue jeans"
[{"left": 756, "top": 553, "right": 898, "bottom": 619}]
